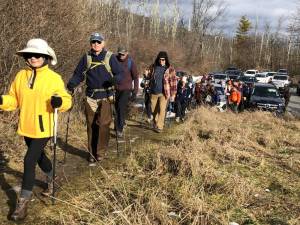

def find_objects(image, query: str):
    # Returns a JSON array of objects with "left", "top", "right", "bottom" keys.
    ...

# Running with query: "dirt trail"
[{"left": 0, "top": 114, "right": 171, "bottom": 224}]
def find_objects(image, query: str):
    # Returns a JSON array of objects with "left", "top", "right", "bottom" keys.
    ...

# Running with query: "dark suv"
[{"left": 249, "top": 83, "right": 285, "bottom": 114}]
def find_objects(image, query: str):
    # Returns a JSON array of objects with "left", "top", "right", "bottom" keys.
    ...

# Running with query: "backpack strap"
[
  {"left": 82, "top": 51, "right": 113, "bottom": 78},
  {"left": 103, "top": 51, "right": 113, "bottom": 77}
]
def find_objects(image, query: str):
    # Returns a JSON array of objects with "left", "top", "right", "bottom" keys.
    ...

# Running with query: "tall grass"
[{"left": 14, "top": 107, "right": 297, "bottom": 225}]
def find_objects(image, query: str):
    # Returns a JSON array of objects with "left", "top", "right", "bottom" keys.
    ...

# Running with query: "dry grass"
[{"left": 0, "top": 108, "right": 300, "bottom": 225}]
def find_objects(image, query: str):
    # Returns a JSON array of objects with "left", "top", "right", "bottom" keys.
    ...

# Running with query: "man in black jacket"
[{"left": 67, "top": 32, "right": 123, "bottom": 163}]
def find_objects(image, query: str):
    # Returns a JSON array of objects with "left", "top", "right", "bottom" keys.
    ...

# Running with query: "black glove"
[
  {"left": 51, "top": 95, "right": 62, "bottom": 109},
  {"left": 0, "top": 95, "right": 2, "bottom": 105},
  {"left": 131, "top": 92, "right": 137, "bottom": 102},
  {"left": 103, "top": 77, "right": 116, "bottom": 89},
  {"left": 66, "top": 84, "right": 75, "bottom": 95}
]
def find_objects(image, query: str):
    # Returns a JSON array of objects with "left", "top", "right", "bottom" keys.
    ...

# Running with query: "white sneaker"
[{"left": 175, "top": 117, "right": 180, "bottom": 123}]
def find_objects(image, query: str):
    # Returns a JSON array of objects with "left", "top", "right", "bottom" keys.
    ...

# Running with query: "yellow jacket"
[{"left": 0, "top": 65, "right": 72, "bottom": 138}]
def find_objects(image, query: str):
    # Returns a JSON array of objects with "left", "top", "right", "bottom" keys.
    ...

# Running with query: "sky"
[
  {"left": 124, "top": 0, "right": 299, "bottom": 35},
  {"left": 196, "top": 0, "right": 297, "bottom": 34}
]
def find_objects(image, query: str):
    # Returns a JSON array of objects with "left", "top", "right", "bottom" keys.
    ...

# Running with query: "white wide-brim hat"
[{"left": 17, "top": 38, "right": 57, "bottom": 65}]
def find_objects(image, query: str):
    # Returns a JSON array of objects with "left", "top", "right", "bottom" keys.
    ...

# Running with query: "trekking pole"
[
  {"left": 112, "top": 93, "right": 119, "bottom": 157},
  {"left": 63, "top": 105, "right": 72, "bottom": 164},
  {"left": 52, "top": 108, "right": 58, "bottom": 205}
]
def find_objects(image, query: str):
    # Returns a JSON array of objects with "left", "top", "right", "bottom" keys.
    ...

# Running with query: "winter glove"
[
  {"left": 51, "top": 95, "right": 62, "bottom": 109},
  {"left": 0, "top": 95, "right": 2, "bottom": 105},
  {"left": 66, "top": 84, "right": 75, "bottom": 95},
  {"left": 103, "top": 77, "right": 116, "bottom": 89},
  {"left": 130, "top": 92, "right": 137, "bottom": 102}
]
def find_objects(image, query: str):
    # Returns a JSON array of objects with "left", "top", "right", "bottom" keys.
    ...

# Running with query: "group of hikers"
[
  {"left": 0, "top": 32, "right": 186, "bottom": 221},
  {"left": 0, "top": 31, "right": 291, "bottom": 221}
]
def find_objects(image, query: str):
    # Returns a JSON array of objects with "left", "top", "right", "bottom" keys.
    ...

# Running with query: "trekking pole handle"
[{"left": 54, "top": 108, "right": 58, "bottom": 144}]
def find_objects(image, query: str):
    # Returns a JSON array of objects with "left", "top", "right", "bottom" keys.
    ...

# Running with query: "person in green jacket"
[{"left": 0, "top": 38, "right": 72, "bottom": 221}]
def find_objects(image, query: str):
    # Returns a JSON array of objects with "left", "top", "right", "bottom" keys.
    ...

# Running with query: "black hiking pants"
[
  {"left": 144, "top": 92, "right": 152, "bottom": 118},
  {"left": 22, "top": 137, "right": 52, "bottom": 191},
  {"left": 175, "top": 99, "right": 187, "bottom": 119},
  {"left": 115, "top": 90, "right": 131, "bottom": 132}
]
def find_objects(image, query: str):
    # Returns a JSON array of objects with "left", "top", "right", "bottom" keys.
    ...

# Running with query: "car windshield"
[
  {"left": 273, "top": 76, "right": 287, "bottom": 80},
  {"left": 256, "top": 74, "right": 266, "bottom": 78},
  {"left": 253, "top": 86, "right": 279, "bottom": 97},
  {"left": 266, "top": 72, "right": 276, "bottom": 76},
  {"left": 214, "top": 74, "right": 227, "bottom": 79},
  {"left": 240, "top": 76, "right": 257, "bottom": 82},
  {"left": 246, "top": 71, "right": 256, "bottom": 74},
  {"left": 278, "top": 69, "right": 287, "bottom": 73}
]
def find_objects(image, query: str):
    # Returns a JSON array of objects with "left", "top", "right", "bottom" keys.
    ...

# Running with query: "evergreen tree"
[{"left": 236, "top": 15, "right": 252, "bottom": 41}]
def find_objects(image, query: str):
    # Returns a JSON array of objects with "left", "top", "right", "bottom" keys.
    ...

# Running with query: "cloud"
[{"left": 124, "top": 0, "right": 298, "bottom": 34}]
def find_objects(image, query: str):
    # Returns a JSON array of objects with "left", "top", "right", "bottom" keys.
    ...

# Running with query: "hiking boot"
[
  {"left": 88, "top": 155, "right": 96, "bottom": 163},
  {"left": 41, "top": 176, "right": 55, "bottom": 197},
  {"left": 117, "top": 131, "right": 123, "bottom": 138},
  {"left": 96, "top": 155, "right": 104, "bottom": 161},
  {"left": 147, "top": 115, "right": 153, "bottom": 124},
  {"left": 11, "top": 197, "right": 31, "bottom": 221},
  {"left": 42, "top": 175, "right": 59, "bottom": 197},
  {"left": 154, "top": 127, "right": 162, "bottom": 133}
]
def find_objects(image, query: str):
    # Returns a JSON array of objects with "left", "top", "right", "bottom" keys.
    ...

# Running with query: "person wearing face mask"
[
  {"left": 149, "top": 51, "right": 177, "bottom": 133},
  {"left": 0, "top": 38, "right": 72, "bottom": 221}
]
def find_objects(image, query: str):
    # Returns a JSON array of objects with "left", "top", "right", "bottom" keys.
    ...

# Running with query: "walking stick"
[
  {"left": 52, "top": 108, "right": 58, "bottom": 205},
  {"left": 63, "top": 108, "right": 71, "bottom": 164},
  {"left": 112, "top": 93, "right": 119, "bottom": 157}
]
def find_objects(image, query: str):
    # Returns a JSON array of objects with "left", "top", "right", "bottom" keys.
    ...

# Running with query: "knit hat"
[
  {"left": 157, "top": 51, "right": 168, "bottom": 59},
  {"left": 17, "top": 39, "right": 57, "bottom": 65}
]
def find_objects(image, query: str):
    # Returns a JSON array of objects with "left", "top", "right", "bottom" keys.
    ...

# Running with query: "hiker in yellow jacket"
[{"left": 0, "top": 38, "right": 72, "bottom": 221}]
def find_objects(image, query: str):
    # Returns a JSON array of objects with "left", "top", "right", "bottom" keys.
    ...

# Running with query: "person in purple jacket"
[{"left": 115, "top": 46, "right": 139, "bottom": 138}]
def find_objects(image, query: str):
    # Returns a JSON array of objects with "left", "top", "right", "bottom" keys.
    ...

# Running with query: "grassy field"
[{"left": 0, "top": 107, "right": 299, "bottom": 224}]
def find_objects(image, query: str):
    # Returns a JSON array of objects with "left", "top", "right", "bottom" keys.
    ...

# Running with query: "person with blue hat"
[{"left": 67, "top": 32, "right": 123, "bottom": 163}]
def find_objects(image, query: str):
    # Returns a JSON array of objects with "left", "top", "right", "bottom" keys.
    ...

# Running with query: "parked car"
[
  {"left": 249, "top": 83, "right": 285, "bottom": 115},
  {"left": 225, "top": 68, "right": 242, "bottom": 79},
  {"left": 213, "top": 73, "right": 228, "bottom": 85},
  {"left": 297, "top": 81, "right": 300, "bottom": 96},
  {"left": 272, "top": 75, "right": 291, "bottom": 89},
  {"left": 255, "top": 73, "right": 270, "bottom": 83},
  {"left": 213, "top": 83, "right": 227, "bottom": 112},
  {"left": 244, "top": 69, "right": 259, "bottom": 77},
  {"left": 265, "top": 71, "right": 277, "bottom": 79},
  {"left": 277, "top": 69, "right": 288, "bottom": 75},
  {"left": 238, "top": 76, "right": 258, "bottom": 85}
]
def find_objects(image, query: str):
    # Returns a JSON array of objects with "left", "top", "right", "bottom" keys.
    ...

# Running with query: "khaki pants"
[
  {"left": 151, "top": 94, "right": 168, "bottom": 130},
  {"left": 85, "top": 97, "right": 112, "bottom": 158}
]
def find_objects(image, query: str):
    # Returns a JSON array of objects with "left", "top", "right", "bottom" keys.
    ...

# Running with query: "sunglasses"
[
  {"left": 91, "top": 40, "right": 102, "bottom": 44},
  {"left": 159, "top": 58, "right": 166, "bottom": 61},
  {"left": 118, "top": 53, "right": 126, "bottom": 56},
  {"left": 23, "top": 53, "right": 44, "bottom": 59}
]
